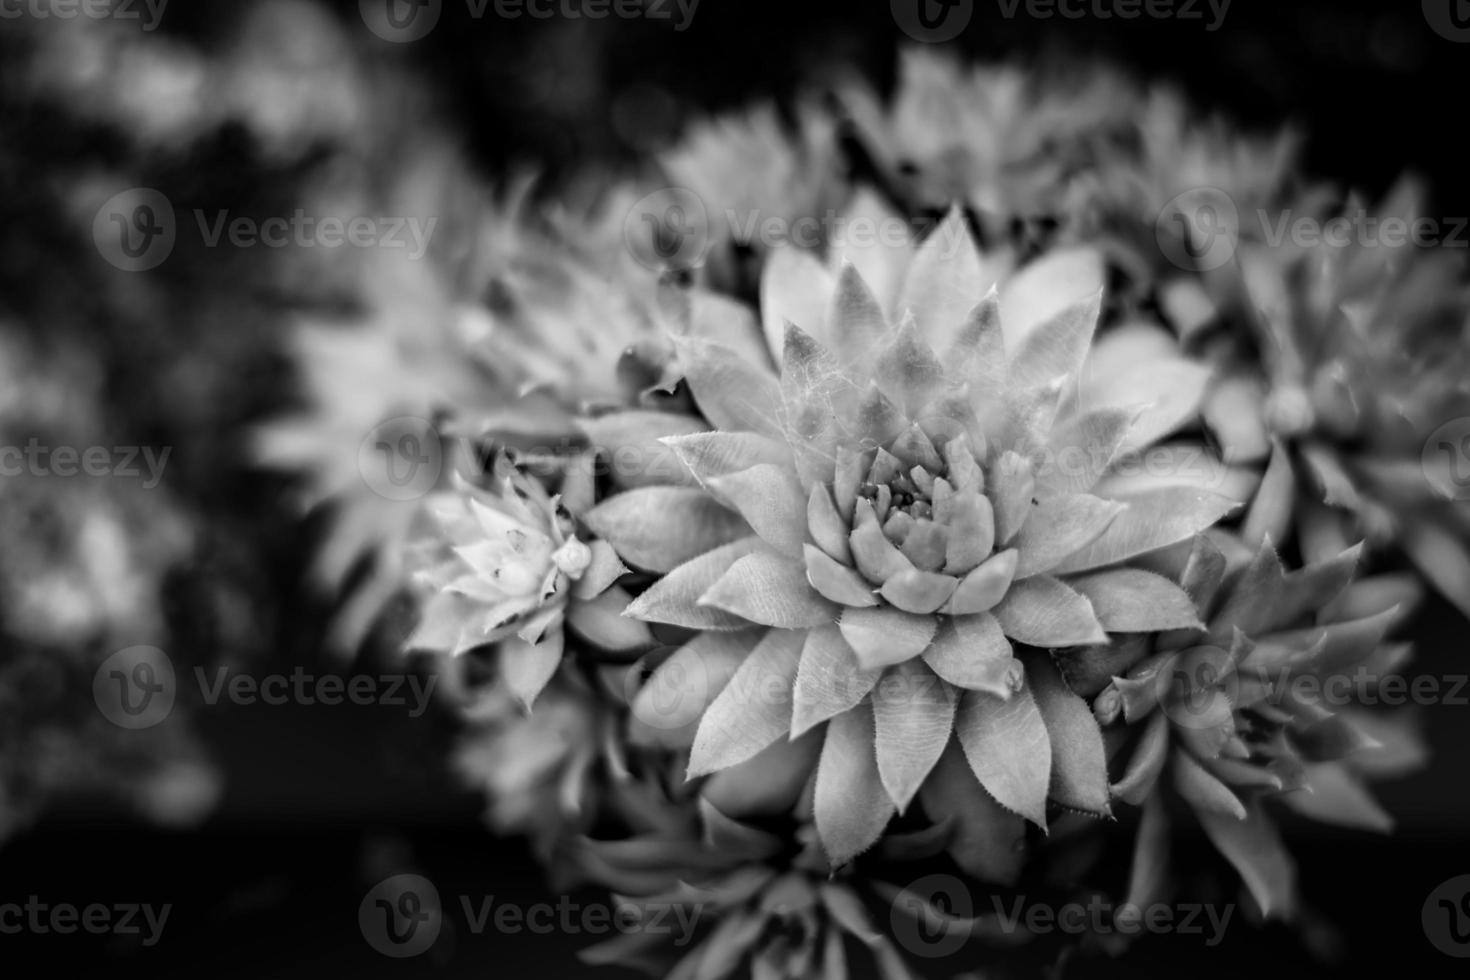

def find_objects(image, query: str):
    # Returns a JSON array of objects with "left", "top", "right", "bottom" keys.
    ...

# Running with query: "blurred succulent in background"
[
  {"left": 1184, "top": 182, "right": 1470, "bottom": 620},
  {"left": 1099, "top": 533, "right": 1422, "bottom": 922}
]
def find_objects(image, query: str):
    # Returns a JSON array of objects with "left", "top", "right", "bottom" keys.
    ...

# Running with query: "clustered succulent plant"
[{"left": 262, "top": 45, "right": 1462, "bottom": 980}]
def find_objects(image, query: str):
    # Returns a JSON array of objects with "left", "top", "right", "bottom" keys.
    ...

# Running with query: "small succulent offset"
[{"left": 404, "top": 452, "right": 648, "bottom": 708}]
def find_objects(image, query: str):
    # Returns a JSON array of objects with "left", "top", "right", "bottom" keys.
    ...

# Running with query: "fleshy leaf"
[
  {"left": 1006, "top": 290, "right": 1102, "bottom": 396},
  {"left": 624, "top": 537, "right": 767, "bottom": 630},
  {"left": 1010, "top": 494, "right": 1124, "bottom": 578},
  {"left": 688, "top": 628, "right": 805, "bottom": 777},
  {"left": 1049, "top": 488, "right": 1240, "bottom": 575},
  {"left": 989, "top": 452, "right": 1035, "bottom": 545},
  {"left": 708, "top": 463, "right": 808, "bottom": 558},
  {"left": 675, "top": 336, "right": 784, "bottom": 438},
  {"left": 1197, "top": 801, "right": 1297, "bottom": 919},
  {"left": 792, "top": 624, "right": 880, "bottom": 736},
  {"left": 1028, "top": 654, "right": 1111, "bottom": 816},
  {"left": 992, "top": 576, "right": 1107, "bottom": 647},
  {"left": 1067, "top": 569, "right": 1204, "bottom": 632},
  {"left": 955, "top": 684, "right": 1051, "bottom": 829},
  {"left": 762, "top": 246, "right": 834, "bottom": 361},
  {"left": 805, "top": 545, "right": 880, "bottom": 607},
  {"left": 630, "top": 630, "right": 760, "bottom": 747},
  {"left": 922, "top": 614, "right": 1017, "bottom": 697},
  {"left": 663, "top": 431, "right": 792, "bottom": 487},
  {"left": 942, "top": 549, "right": 1018, "bottom": 615},
  {"left": 815, "top": 701, "right": 895, "bottom": 867},
  {"left": 838, "top": 606, "right": 938, "bottom": 671},
  {"left": 873, "top": 659, "right": 957, "bottom": 812},
  {"left": 579, "top": 411, "right": 708, "bottom": 488},
  {"left": 584, "top": 487, "right": 750, "bottom": 573},
  {"left": 700, "top": 550, "right": 839, "bottom": 628},
  {"left": 498, "top": 630, "right": 565, "bottom": 709}
]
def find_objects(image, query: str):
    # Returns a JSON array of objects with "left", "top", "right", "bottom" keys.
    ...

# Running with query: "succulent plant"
[
  {"left": 1099, "top": 532, "right": 1422, "bottom": 919},
  {"left": 583, "top": 205, "right": 1235, "bottom": 868},
  {"left": 404, "top": 451, "right": 648, "bottom": 708},
  {"left": 1186, "top": 183, "right": 1470, "bottom": 620}
]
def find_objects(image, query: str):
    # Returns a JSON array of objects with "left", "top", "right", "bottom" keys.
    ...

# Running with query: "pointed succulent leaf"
[
  {"left": 808, "top": 485, "right": 852, "bottom": 563},
  {"left": 1110, "top": 711, "right": 1170, "bottom": 805},
  {"left": 762, "top": 246, "right": 834, "bottom": 361},
  {"left": 584, "top": 487, "right": 750, "bottom": 573},
  {"left": 839, "top": 606, "right": 937, "bottom": 671},
  {"left": 700, "top": 550, "right": 839, "bottom": 628},
  {"left": 880, "top": 568, "right": 960, "bottom": 614},
  {"left": 498, "top": 631, "right": 565, "bottom": 709},
  {"left": 578, "top": 411, "right": 709, "bottom": 488},
  {"left": 566, "top": 586, "right": 655, "bottom": 652},
  {"left": 989, "top": 452, "right": 1035, "bottom": 545},
  {"left": 873, "top": 659, "right": 957, "bottom": 812},
  {"left": 942, "top": 549, "right": 1018, "bottom": 615},
  {"left": 629, "top": 630, "right": 760, "bottom": 747},
  {"left": 675, "top": 336, "right": 784, "bottom": 438},
  {"left": 992, "top": 575, "right": 1107, "bottom": 647},
  {"left": 805, "top": 545, "right": 880, "bottom": 607},
  {"left": 1006, "top": 290, "right": 1102, "bottom": 396},
  {"left": 1197, "top": 802, "right": 1297, "bottom": 920},
  {"left": 897, "top": 206, "right": 994, "bottom": 348},
  {"left": 955, "top": 685, "right": 1051, "bottom": 829},
  {"left": 708, "top": 463, "right": 808, "bottom": 557},
  {"left": 1028, "top": 654, "right": 1111, "bottom": 816},
  {"left": 943, "top": 490, "right": 995, "bottom": 573},
  {"left": 815, "top": 701, "right": 895, "bottom": 867},
  {"left": 1067, "top": 569, "right": 1204, "bottom": 632},
  {"left": 922, "top": 614, "right": 1017, "bottom": 696},
  {"left": 1010, "top": 494, "right": 1124, "bottom": 578},
  {"left": 792, "top": 623, "right": 880, "bottom": 736},
  {"left": 1048, "top": 488, "right": 1240, "bottom": 575},
  {"left": 624, "top": 537, "right": 767, "bottom": 630},
  {"left": 663, "top": 431, "right": 792, "bottom": 487},
  {"left": 825, "top": 260, "right": 889, "bottom": 366},
  {"left": 688, "top": 628, "right": 805, "bottom": 777}
]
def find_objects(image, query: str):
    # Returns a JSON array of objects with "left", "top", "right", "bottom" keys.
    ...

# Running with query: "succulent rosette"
[
  {"left": 1096, "top": 532, "right": 1422, "bottom": 921},
  {"left": 570, "top": 759, "right": 1091, "bottom": 980},
  {"left": 404, "top": 451, "right": 648, "bottom": 708},
  {"left": 586, "top": 206, "right": 1235, "bottom": 867},
  {"left": 1184, "top": 183, "right": 1470, "bottom": 619}
]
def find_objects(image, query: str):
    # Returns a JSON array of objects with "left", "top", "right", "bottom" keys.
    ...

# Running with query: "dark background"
[{"left": 2, "top": 0, "right": 1469, "bottom": 976}]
